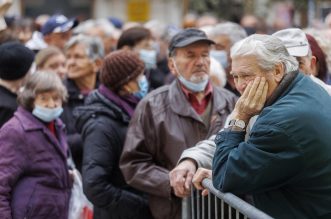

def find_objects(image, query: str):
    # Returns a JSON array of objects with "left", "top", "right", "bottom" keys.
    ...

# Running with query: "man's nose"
[{"left": 195, "top": 56, "right": 205, "bottom": 66}]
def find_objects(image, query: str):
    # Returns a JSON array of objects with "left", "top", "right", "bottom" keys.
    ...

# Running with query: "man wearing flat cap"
[{"left": 120, "top": 28, "right": 237, "bottom": 219}]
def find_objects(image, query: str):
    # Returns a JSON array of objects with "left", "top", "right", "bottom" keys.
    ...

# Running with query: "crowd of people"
[{"left": 0, "top": 8, "right": 331, "bottom": 219}]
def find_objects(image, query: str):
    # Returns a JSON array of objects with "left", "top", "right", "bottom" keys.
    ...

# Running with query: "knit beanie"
[
  {"left": 0, "top": 42, "right": 35, "bottom": 81},
  {"left": 100, "top": 50, "right": 144, "bottom": 90}
]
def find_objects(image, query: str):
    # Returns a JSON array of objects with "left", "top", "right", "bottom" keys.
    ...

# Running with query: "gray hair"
[
  {"left": 73, "top": 18, "right": 115, "bottom": 37},
  {"left": 211, "top": 22, "right": 248, "bottom": 45},
  {"left": 65, "top": 34, "right": 104, "bottom": 60},
  {"left": 18, "top": 71, "right": 67, "bottom": 111},
  {"left": 231, "top": 34, "right": 298, "bottom": 73}
]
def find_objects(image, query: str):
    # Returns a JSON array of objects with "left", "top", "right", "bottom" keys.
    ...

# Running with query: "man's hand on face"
[
  {"left": 233, "top": 76, "right": 268, "bottom": 123},
  {"left": 169, "top": 159, "right": 197, "bottom": 198},
  {"left": 192, "top": 168, "right": 212, "bottom": 196}
]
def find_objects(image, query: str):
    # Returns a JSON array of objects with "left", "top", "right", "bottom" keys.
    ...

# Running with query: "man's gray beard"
[{"left": 190, "top": 74, "right": 209, "bottom": 83}]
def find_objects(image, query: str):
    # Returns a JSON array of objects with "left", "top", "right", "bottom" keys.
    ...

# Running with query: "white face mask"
[
  {"left": 139, "top": 49, "right": 157, "bottom": 70},
  {"left": 210, "top": 50, "right": 228, "bottom": 69},
  {"left": 172, "top": 58, "right": 209, "bottom": 92},
  {"left": 32, "top": 105, "right": 63, "bottom": 122}
]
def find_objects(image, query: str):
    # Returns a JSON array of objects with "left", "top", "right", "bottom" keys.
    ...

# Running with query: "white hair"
[
  {"left": 73, "top": 18, "right": 115, "bottom": 37},
  {"left": 65, "top": 34, "right": 104, "bottom": 60},
  {"left": 231, "top": 34, "right": 298, "bottom": 73},
  {"left": 210, "top": 22, "right": 248, "bottom": 45}
]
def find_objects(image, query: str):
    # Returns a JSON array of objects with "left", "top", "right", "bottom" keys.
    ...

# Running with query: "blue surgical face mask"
[
  {"left": 133, "top": 75, "right": 149, "bottom": 99},
  {"left": 32, "top": 105, "right": 63, "bottom": 122},
  {"left": 139, "top": 49, "right": 157, "bottom": 70},
  {"left": 172, "top": 58, "right": 209, "bottom": 92},
  {"left": 210, "top": 50, "right": 228, "bottom": 69}
]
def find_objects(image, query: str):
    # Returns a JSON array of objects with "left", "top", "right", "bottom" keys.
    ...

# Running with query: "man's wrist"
[
  {"left": 231, "top": 111, "right": 250, "bottom": 125},
  {"left": 181, "top": 158, "right": 198, "bottom": 170}
]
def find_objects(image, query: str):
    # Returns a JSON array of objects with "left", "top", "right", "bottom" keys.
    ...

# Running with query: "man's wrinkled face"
[
  {"left": 231, "top": 55, "right": 283, "bottom": 99},
  {"left": 169, "top": 41, "right": 211, "bottom": 83}
]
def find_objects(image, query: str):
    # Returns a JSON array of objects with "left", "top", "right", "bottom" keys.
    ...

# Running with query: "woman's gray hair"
[
  {"left": 18, "top": 71, "right": 68, "bottom": 111},
  {"left": 231, "top": 34, "right": 299, "bottom": 73},
  {"left": 65, "top": 34, "right": 104, "bottom": 60},
  {"left": 211, "top": 22, "right": 248, "bottom": 45}
]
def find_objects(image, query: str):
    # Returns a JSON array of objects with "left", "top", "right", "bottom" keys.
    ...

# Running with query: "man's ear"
[
  {"left": 310, "top": 56, "right": 318, "bottom": 76},
  {"left": 43, "top": 35, "right": 51, "bottom": 44},
  {"left": 274, "top": 62, "right": 285, "bottom": 83},
  {"left": 168, "top": 57, "right": 177, "bottom": 76},
  {"left": 93, "top": 58, "right": 103, "bottom": 73}
]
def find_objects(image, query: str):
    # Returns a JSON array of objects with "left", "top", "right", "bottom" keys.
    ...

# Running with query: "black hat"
[
  {"left": 0, "top": 42, "right": 35, "bottom": 81},
  {"left": 168, "top": 28, "right": 215, "bottom": 56}
]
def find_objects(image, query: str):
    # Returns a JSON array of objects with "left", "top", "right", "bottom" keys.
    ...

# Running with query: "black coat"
[
  {"left": 74, "top": 90, "right": 152, "bottom": 219},
  {"left": 0, "top": 85, "right": 18, "bottom": 128},
  {"left": 61, "top": 79, "right": 98, "bottom": 171}
]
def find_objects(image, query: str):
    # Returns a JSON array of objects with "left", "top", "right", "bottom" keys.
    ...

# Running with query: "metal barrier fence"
[{"left": 182, "top": 178, "right": 274, "bottom": 219}]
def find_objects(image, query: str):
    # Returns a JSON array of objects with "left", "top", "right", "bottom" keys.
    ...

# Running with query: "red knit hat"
[{"left": 100, "top": 50, "right": 144, "bottom": 90}]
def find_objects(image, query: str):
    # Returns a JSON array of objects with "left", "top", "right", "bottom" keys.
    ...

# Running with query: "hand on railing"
[
  {"left": 169, "top": 159, "right": 197, "bottom": 198},
  {"left": 192, "top": 167, "right": 212, "bottom": 196}
]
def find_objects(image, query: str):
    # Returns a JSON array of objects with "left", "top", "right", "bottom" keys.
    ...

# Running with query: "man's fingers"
[
  {"left": 192, "top": 168, "right": 212, "bottom": 190},
  {"left": 185, "top": 172, "right": 194, "bottom": 190},
  {"left": 247, "top": 77, "right": 261, "bottom": 101},
  {"left": 251, "top": 77, "right": 266, "bottom": 108},
  {"left": 241, "top": 79, "right": 253, "bottom": 99},
  {"left": 201, "top": 189, "right": 209, "bottom": 196}
]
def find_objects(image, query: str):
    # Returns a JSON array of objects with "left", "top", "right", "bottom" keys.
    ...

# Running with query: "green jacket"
[{"left": 213, "top": 72, "right": 331, "bottom": 219}]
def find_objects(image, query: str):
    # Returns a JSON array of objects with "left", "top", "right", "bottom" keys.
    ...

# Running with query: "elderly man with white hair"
[{"left": 189, "top": 34, "right": 331, "bottom": 219}]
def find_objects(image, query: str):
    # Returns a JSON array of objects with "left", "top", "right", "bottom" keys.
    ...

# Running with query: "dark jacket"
[
  {"left": 0, "top": 85, "right": 17, "bottom": 128},
  {"left": 120, "top": 80, "right": 237, "bottom": 219},
  {"left": 62, "top": 79, "right": 98, "bottom": 171},
  {"left": 213, "top": 72, "right": 331, "bottom": 219},
  {"left": 74, "top": 90, "right": 152, "bottom": 219},
  {"left": 0, "top": 107, "right": 72, "bottom": 219}
]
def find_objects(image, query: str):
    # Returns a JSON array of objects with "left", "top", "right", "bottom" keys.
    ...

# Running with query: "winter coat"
[
  {"left": 61, "top": 79, "right": 98, "bottom": 171},
  {"left": 0, "top": 107, "right": 72, "bottom": 219},
  {"left": 213, "top": 72, "right": 331, "bottom": 219},
  {"left": 120, "top": 80, "right": 237, "bottom": 219},
  {"left": 74, "top": 90, "right": 152, "bottom": 219},
  {"left": 0, "top": 85, "right": 17, "bottom": 128}
]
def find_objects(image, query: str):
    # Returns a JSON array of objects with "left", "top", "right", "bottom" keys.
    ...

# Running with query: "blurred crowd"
[{"left": 0, "top": 2, "right": 331, "bottom": 219}]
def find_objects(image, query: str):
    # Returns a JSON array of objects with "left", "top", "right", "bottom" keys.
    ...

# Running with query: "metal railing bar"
[{"left": 202, "top": 178, "right": 274, "bottom": 219}]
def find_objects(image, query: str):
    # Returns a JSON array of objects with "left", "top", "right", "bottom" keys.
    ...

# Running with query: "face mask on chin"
[
  {"left": 172, "top": 58, "right": 209, "bottom": 92},
  {"left": 32, "top": 105, "right": 63, "bottom": 122}
]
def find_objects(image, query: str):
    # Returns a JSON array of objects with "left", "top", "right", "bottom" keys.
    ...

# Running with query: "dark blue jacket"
[
  {"left": 0, "top": 107, "right": 71, "bottom": 219},
  {"left": 213, "top": 72, "right": 331, "bottom": 219}
]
